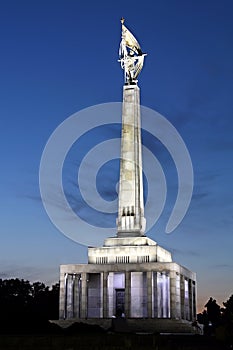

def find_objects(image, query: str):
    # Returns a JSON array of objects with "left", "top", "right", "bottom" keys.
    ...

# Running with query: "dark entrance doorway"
[{"left": 115, "top": 289, "right": 125, "bottom": 315}]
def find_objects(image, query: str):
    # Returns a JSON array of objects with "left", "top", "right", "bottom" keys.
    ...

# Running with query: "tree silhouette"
[
  {"left": 197, "top": 294, "right": 233, "bottom": 341},
  {"left": 221, "top": 294, "right": 233, "bottom": 339},
  {"left": 223, "top": 295, "right": 233, "bottom": 316},
  {"left": 204, "top": 297, "right": 221, "bottom": 327},
  {"left": 0, "top": 278, "right": 59, "bottom": 332}
]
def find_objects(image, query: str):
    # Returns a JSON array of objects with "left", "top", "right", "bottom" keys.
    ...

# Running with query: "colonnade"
[{"left": 60, "top": 270, "right": 196, "bottom": 321}]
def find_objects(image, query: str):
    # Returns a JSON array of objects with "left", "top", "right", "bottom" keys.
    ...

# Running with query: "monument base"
[
  {"left": 88, "top": 236, "right": 172, "bottom": 264},
  {"left": 51, "top": 318, "right": 199, "bottom": 334},
  {"left": 59, "top": 257, "right": 196, "bottom": 323}
]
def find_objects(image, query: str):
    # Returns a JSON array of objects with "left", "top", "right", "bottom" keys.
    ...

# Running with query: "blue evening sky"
[{"left": 1, "top": 0, "right": 233, "bottom": 311}]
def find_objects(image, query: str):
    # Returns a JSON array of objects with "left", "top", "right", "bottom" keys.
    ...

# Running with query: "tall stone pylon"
[
  {"left": 59, "top": 20, "right": 197, "bottom": 327},
  {"left": 117, "top": 19, "right": 147, "bottom": 237}
]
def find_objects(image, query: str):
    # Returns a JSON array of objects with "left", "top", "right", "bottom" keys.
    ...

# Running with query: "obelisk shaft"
[{"left": 117, "top": 84, "right": 146, "bottom": 237}]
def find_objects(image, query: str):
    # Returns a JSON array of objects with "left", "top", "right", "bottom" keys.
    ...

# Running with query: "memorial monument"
[{"left": 59, "top": 20, "right": 197, "bottom": 332}]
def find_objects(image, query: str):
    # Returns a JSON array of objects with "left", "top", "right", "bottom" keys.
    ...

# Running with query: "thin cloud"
[
  {"left": 210, "top": 264, "right": 233, "bottom": 269},
  {"left": 22, "top": 194, "right": 42, "bottom": 202},
  {"left": 192, "top": 193, "right": 209, "bottom": 200},
  {"left": 0, "top": 265, "right": 58, "bottom": 284},
  {"left": 162, "top": 247, "right": 201, "bottom": 257}
]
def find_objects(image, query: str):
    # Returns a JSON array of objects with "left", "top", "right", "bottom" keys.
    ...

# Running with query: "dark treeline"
[
  {"left": 0, "top": 278, "right": 59, "bottom": 333},
  {"left": 197, "top": 294, "right": 233, "bottom": 339},
  {"left": 0, "top": 277, "right": 233, "bottom": 344}
]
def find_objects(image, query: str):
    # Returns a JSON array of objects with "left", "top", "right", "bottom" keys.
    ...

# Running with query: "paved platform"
[{"left": 51, "top": 318, "right": 200, "bottom": 334}]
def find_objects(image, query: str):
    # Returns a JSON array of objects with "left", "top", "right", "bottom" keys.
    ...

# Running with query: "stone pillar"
[
  {"left": 147, "top": 271, "right": 152, "bottom": 318},
  {"left": 152, "top": 272, "right": 158, "bottom": 318},
  {"left": 73, "top": 274, "right": 81, "bottom": 318},
  {"left": 192, "top": 281, "right": 197, "bottom": 320},
  {"left": 117, "top": 85, "right": 146, "bottom": 237},
  {"left": 170, "top": 271, "right": 181, "bottom": 319},
  {"left": 80, "top": 272, "right": 88, "bottom": 318},
  {"left": 59, "top": 273, "right": 66, "bottom": 319},
  {"left": 103, "top": 272, "right": 108, "bottom": 318},
  {"left": 188, "top": 279, "right": 193, "bottom": 321},
  {"left": 189, "top": 279, "right": 197, "bottom": 321},
  {"left": 125, "top": 271, "right": 131, "bottom": 317},
  {"left": 180, "top": 275, "right": 185, "bottom": 319},
  {"left": 184, "top": 278, "right": 189, "bottom": 320},
  {"left": 66, "top": 274, "right": 74, "bottom": 319},
  {"left": 71, "top": 275, "right": 75, "bottom": 317}
]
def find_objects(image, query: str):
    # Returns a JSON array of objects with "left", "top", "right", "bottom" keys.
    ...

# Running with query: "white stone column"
[
  {"left": 147, "top": 271, "right": 152, "bottom": 318},
  {"left": 80, "top": 272, "right": 87, "bottom": 318},
  {"left": 192, "top": 280, "right": 197, "bottom": 320},
  {"left": 103, "top": 272, "right": 108, "bottom": 318},
  {"left": 170, "top": 271, "right": 181, "bottom": 319},
  {"left": 180, "top": 274, "right": 185, "bottom": 319},
  {"left": 184, "top": 278, "right": 190, "bottom": 320},
  {"left": 66, "top": 274, "right": 74, "bottom": 319},
  {"left": 152, "top": 272, "right": 158, "bottom": 318},
  {"left": 188, "top": 279, "right": 193, "bottom": 321},
  {"left": 117, "top": 84, "right": 146, "bottom": 237},
  {"left": 73, "top": 274, "right": 81, "bottom": 318},
  {"left": 125, "top": 271, "right": 131, "bottom": 317},
  {"left": 59, "top": 272, "right": 66, "bottom": 319}
]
